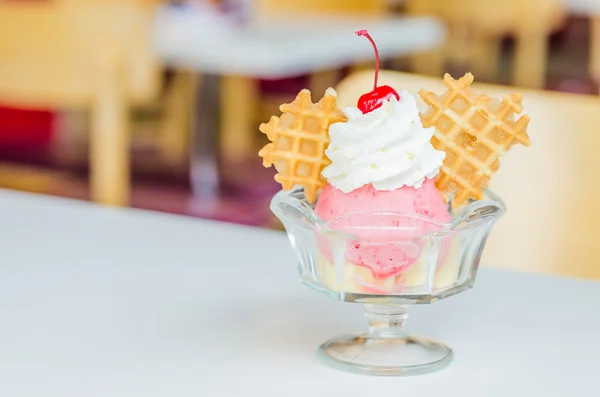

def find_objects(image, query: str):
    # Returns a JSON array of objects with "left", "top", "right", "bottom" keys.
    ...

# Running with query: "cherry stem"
[{"left": 356, "top": 29, "right": 379, "bottom": 91}]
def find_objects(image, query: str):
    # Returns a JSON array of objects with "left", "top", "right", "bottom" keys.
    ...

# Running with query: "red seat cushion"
[{"left": 0, "top": 106, "right": 54, "bottom": 149}]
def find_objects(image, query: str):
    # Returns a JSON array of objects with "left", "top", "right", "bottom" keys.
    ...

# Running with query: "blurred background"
[{"left": 0, "top": 0, "right": 596, "bottom": 231}]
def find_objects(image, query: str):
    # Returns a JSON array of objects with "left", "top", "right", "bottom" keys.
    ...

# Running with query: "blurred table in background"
[
  {"left": 153, "top": 4, "right": 446, "bottom": 208},
  {"left": 154, "top": 11, "right": 445, "bottom": 78}
]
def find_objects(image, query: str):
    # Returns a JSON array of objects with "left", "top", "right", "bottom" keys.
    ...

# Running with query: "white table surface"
[
  {"left": 0, "top": 189, "right": 598, "bottom": 397},
  {"left": 153, "top": 6, "right": 446, "bottom": 78}
]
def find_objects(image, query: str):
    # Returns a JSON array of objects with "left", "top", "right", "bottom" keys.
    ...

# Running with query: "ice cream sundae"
[{"left": 259, "top": 30, "right": 530, "bottom": 295}]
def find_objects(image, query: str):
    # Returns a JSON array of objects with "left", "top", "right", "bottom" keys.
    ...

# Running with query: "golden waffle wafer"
[
  {"left": 419, "top": 73, "right": 531, "bottom": 207},
  {"left": 259, "top": 88, "right": 347, "bottom": 203}
]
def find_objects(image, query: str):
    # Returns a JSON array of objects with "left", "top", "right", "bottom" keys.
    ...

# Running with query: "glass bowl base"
[{"left": 317, "top": 334, "right": 453, "bottom": 376}]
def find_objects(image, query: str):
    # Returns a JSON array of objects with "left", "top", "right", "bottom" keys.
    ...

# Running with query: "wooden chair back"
[
  {"left": 0, "top": 1, "right": 160, "bottom": 108},
  {"left": 405, "top": 0, "right": 565, "bottom": 88},
  {"left": 256, "top": 0, "right": 388, "bottom": 15},
  {"left": 406, "top": 0, "right": 563, "bottom": 35},
  {"left": 336, "top": 70, "right": 600, "bottom": 280},
  {"left": 0, "top": 1, "right": 162, "bottom": 206}
]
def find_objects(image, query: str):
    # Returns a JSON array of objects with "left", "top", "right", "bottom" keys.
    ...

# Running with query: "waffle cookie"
[
  {"left": 419, "top": 73, "right": 531, "bottom": 206},
  {"left": 259, "top": 88, "right": 347, "bottom": 203}
]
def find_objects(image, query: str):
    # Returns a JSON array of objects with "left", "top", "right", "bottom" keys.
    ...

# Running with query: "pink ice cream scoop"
[
  {"left": 314, "top": 62, "right": 451, "bottom": 278},
  {"left": 316, "top": 179, "right": 449, "bottom": 223},
  {"left": 315, "top": 180, "right": 450, "bottom": 278}
]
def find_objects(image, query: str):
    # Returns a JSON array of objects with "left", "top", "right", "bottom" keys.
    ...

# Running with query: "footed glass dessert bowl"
[{"left": 271, "top": 187, "right": 505, "bottom": 376}]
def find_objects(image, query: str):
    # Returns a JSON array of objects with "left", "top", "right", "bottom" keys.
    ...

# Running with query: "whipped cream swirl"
[{"left": 321, "top": 92, "right": 445, "bottom": 193}]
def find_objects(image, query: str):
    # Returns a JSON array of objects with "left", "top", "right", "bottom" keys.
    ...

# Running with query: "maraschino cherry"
[{"left": 356, "top": 30, "right": 400, "bottom": 114}]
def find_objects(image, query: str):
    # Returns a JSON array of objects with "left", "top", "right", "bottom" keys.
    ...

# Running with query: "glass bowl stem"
[{"left": 317, "top": 304, "right": 454, "bottom": 376}]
